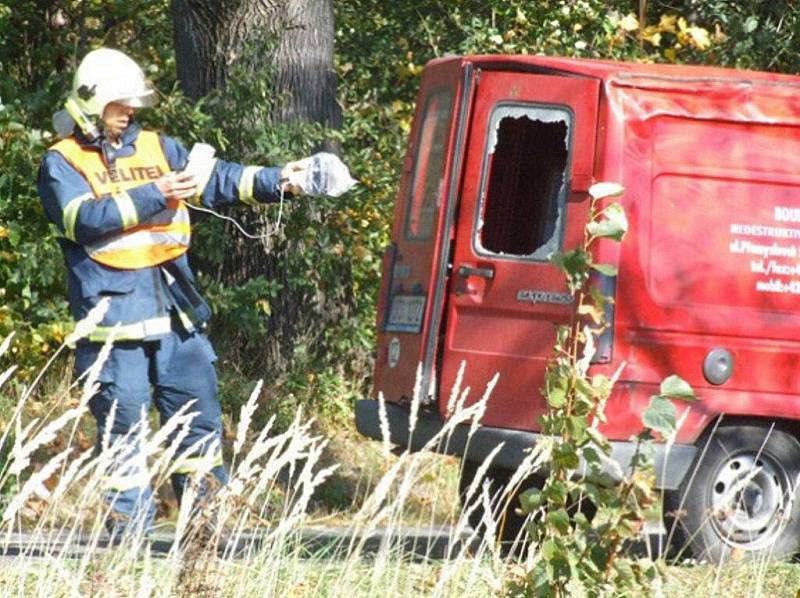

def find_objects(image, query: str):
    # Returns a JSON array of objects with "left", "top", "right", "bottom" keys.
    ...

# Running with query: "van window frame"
[
  {"left": 403, "top": 88, "right": 455, "bottom": 242},
  {"left": 472, "top": 101, "right": 575, "bottom": 262}
]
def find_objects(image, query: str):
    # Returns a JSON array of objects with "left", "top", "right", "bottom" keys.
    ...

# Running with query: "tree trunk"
[
  {"left": 171, "top": 0, "right": 340, "bottom": 129},
  {"left": 171, "top": 0, "right": 349, "bottom": 378}
]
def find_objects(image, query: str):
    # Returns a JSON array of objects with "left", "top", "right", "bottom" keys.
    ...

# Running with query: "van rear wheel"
[{"left": 668, "top": 424, "right": 800, "bottom": 562}]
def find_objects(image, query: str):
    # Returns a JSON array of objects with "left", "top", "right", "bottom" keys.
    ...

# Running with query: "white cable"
[{"left": 183, "top": 185, "right": 286, "bottom": 241}]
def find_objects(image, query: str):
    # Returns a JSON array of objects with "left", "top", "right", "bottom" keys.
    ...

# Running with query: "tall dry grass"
[
  {"left": 0, "top": 307, "right": 533, "bottom": 597},
  {"left": 0, "top": 306, "right": 798, "bottom": 596}
]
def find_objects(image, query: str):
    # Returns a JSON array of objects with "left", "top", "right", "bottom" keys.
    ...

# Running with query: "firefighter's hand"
[
  {"left": 280, "top": 158, "right": 311, "bottom": 195},
  {"left": 155, "top": 171, "right": 198, "bottom": 200}
]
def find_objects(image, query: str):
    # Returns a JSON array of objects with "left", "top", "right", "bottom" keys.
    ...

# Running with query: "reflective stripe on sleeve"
[
  {"left": 62, "top": 192, "right": 94, "bottom": 241},
  {"left": 88, "top": 316, "right": 172, "bottom": 342},
  {"left": 173, "top": 451, "right": 224, "bottom": 475},
  {"left": 238, "top": 166, "right": 262, "bottom": 206},
  {"left": 113, "top": 190, "right": 138, "bottom": 229}
]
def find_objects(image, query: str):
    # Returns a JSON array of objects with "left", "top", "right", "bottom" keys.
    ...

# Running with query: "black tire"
[
  {"left": 458, "top": 460, "right": 543, "bottom": 546},
  {"left": 666, "top": 424, "right": 800, "bottom": 562}
]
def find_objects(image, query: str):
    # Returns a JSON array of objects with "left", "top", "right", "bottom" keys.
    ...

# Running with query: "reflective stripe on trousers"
[{"left": 77, "top": 328, "right": 227, "bottom": 533}]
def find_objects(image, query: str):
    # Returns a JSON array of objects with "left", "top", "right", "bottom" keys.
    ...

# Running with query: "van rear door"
[
  {"left": 439, "top": 68, "right": 600, "bottom": 431},
  {"left": 373, "top": 58, "right": 472, "bottom": 405}
]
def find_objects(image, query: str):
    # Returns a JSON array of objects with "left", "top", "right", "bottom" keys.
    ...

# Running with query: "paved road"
[{"left": 0, "top": 526, "right": 478, "bottom": 562}]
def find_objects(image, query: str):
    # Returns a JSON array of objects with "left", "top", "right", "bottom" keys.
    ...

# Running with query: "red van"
[{"left": 356, "top": 55, "right": 800, "bottom": 560}]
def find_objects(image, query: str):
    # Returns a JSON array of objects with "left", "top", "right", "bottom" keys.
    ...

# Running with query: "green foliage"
[
  {"left": 0, "top": 0, "right": 798, "bottom": 404},
  {"left": 0, "top": 101, "right": 70, "bottom": 377},
  {"left": 0, "top": 1, "right": 175, "bottom": 379},
  {"left": 510, "top": 186, "right": 697, "bottom": 596}
]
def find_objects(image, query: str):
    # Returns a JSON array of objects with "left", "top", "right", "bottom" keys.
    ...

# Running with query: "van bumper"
[{"left": 355, "top": 399, "right": 697, "bottom": 491}]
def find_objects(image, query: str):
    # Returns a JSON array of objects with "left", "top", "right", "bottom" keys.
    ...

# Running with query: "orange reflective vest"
[{"left": 50, "top": 131, "right": 190, "bottom": 269}]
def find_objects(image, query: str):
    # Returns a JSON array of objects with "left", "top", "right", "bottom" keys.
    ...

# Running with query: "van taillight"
[{"left": 377, "top": 243, "right": 398, "bottom": 333}]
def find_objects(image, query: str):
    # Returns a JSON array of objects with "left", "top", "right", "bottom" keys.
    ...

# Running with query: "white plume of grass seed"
[
  {"left": 235, "top": 380, "right": 263, "bottom": 456},
  {"left": 3, "top": 448, "right": 72, "bottom": 523},
  {"left": 409, "top": 362, "right": 423, "bottom": 435},
  {"left": 445, "top": 360, "right": 466, "bottom": 417},
  {"left": 9, "top": 407, "right": 86, "bottom": 476},
  {"left": 64, "top": 297, "right": 110, "bottom": 347},
  {"left": 377, "top": 392, "right": 392, "bottom": 457}
]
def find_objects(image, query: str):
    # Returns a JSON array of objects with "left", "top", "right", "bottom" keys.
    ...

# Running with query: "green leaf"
[
  {"left": 546, "top": 508, "right": 571, "bottom": 534},
  {"left": 581, "top": 445, "right": 602, "bottom": 465},
  {"left": 590, "top": 262, "right": 618, "bottom": 276},
  {"left": 614, "top": 559, "right": 636, "bottom": 586},
  {"left": 659, "top": 374, "right": 697, "bottom": 401},
  {"left": 586, "top": 202, "right": 628, "bottom": 241},
  {"left": 586, "top": 426, "right": 611, "bottom": 452},
  {"left": 589, "top": 182, "right": 624, "bottom": 200},
  {"left": 550, "top": 248, "right": 590, "bottom": 277},
  {"left": 642, "top": 395, "right": 677, "bottom": 437},
  {"left": 547, "top": 386, "right": 567, "bottom": 408},
  {"left": 566, "top": 415, "right": 588, "bottom": 444},
  {"left": 540, "top": 538, "right": 558, "bottom": 561},
  {"left": 574, "top": 377, "right": 597, "bottom": 401},
  {"left": 587, "top": 470, "right": 618, "bottom": 488},
  {"left": 519, "top": 487, "right": 543, "bottom": 512},
  {"left": 591, "top": 374, "right": 612, "bottom": 397},
  {"left": 543, "top": 480, "right": 568, "bottom": 504},
  {"left": 553, "top": 443, "right": 580, "bottom": 469}
]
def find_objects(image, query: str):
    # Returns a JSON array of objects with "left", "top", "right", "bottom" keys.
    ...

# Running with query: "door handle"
[{"left": 457, "top": 264, "right": 494, "bottom": 279}]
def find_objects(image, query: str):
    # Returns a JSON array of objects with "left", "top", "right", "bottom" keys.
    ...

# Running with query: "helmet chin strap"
[{"left": 64, "top": 97, "right": 102, "bottom": 141}]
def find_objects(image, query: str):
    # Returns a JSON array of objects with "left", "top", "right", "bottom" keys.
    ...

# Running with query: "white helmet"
[{"left": 58, "top": 48, "right": 157, "bottom": 139}]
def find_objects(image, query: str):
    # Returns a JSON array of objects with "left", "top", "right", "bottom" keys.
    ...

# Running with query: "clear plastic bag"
[{"left": 286, "top": 152, "right": 357, "bottom": 198}]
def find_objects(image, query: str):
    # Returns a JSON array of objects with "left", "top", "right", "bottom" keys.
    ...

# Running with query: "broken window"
[
  {"left": 478, "top": 105, "right": 571, "bottom": 259},
  {"left": 405, "top": 90, "right": 453, "bottom": 241}
]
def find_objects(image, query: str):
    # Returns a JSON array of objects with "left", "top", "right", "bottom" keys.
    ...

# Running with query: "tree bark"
[
  {"left": 171, "top": 0, "right": 348, "bottom": 377},
  {"left": 171, "top": 0, "right": 340, "bottom": 130}
]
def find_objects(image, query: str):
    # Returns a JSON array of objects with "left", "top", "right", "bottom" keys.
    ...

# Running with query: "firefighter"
[{"left": 38, "top": 48, "right": 304, "bottom": 538}]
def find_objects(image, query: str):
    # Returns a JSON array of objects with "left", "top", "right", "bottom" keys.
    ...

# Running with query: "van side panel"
[{"left": 603, "top": 79, "right": 800, "bottom": 443}]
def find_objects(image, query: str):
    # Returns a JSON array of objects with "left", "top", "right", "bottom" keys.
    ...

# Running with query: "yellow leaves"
[
  {"left": 256, "top": 298, "right": 271, "bottom": 317},
  {"left": 353, "top": 245, "right": 370, "bottom": 261},
  {"left": 631, "top": 12, "right": 716, "bottom": 58},
  {"left": 488, "top": 33, "right": 504, "bottom": 46},
  {"left": 658, "top": 14, "right": 679, "bottom": 33},
  {"left": 714, "top": 23, "right": 728, "bottom": 44},
  {"left": 394, "top": 52, "right": 423, "bottom": 82},
  {"left": 0, "top": 225, "right": 8, "bottom": 239},
  {"left": 619, "top": 14, "right": 640, "bottom": 33},
  {"left": 677, "top": 18, "right": 712, "bottom": 51}
]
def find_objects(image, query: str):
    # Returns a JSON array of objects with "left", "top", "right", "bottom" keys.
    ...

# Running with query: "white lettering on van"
[
  {"left": 729, "top": 210, "right": 800, "bottom": 296},
  {"left": 516, "top": 289, "right": 574, "bottom": 305},
  {"left": 730, "top": 223, "right": 800, "bottom": 239},
  {"left": 750, "top": 259, "right": 800, "bottom": 276},
  {"left": 774, "top": 206, "right": 800, "bottom": 223},
  {"left": 755, "top": 279, "right": 800, "bottom": 295},
  {"left": 729, "top": 239, "right": 797, "bottom": 258}
]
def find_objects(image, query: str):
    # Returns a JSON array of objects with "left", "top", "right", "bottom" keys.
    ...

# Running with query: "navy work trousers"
[{"left": 75, "top": 326, "right": 228, "bottom": 534}]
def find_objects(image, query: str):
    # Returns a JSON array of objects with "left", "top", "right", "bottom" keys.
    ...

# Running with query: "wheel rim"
[{"left": 709, "top": 451, "right": 794, "bottom": 550}]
